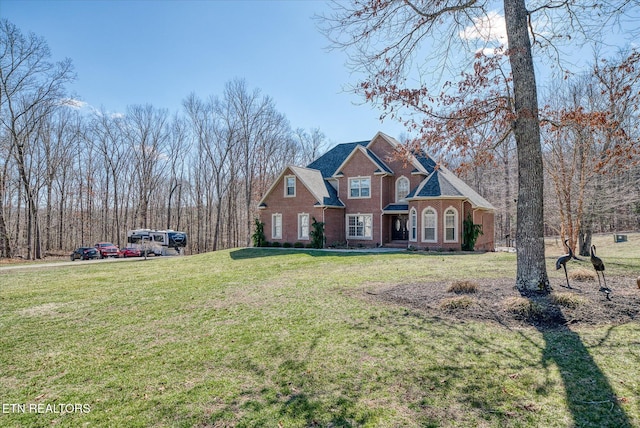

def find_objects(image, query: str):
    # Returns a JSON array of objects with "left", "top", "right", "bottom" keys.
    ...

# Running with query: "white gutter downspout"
[
  {"left": 322, "top": 207, "right": 327, "bottom": 248},
  {"left": 380, "top": 175, "right": 384, "bottom": 247}
]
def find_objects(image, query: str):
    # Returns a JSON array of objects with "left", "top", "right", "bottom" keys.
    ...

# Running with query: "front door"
[{"left": 391, "top": 215, "right": 408, "bottom": 241}]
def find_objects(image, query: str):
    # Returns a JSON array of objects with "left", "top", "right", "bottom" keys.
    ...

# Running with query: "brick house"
[{"left": 258, "top": 132, "right": 495, "bottom": 251}]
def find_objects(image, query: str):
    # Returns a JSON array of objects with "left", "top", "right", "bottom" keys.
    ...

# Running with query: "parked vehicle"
[
  {"left": 70, "top": 247, "right": 100, "bottom": 261},
  {"left": 120, "top": 247, "right": 142, "bottom": 258},
  {"left": 95, "top": 242, "right": 120, "bottom": 258},
  {"left": 126, "top": 229, "right": 187, "bottom": 256}
]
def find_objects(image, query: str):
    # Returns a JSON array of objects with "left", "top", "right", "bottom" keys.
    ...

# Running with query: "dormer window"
[
  {"left": 285, "top": 175, "right": 296, "bottom": 197},
  {"left": 396, "top": 177, "right": 410, "bottom": 202}
]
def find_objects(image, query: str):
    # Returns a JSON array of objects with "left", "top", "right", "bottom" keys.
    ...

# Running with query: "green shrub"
[
  {"left": 283, "top": 242, "right": 292, "bottom": 248},
  {"left": 251, "top": 218, "right": 266, "bottom": 248},
  {"left": 294, "top": 242, "right": 304, "bottom": 248},
  {"left": 462, "top": 213, "right": 483, "bottom": 251},
  {"left": 310, "top": 217, "right": 325, "bottom": 249},
  {"left": 271, "top": 241, "right": 282, "bottom": 247}
]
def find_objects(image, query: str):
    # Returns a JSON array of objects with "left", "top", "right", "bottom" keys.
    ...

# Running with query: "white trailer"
[{"left": 126, "top": 229, "right": 187, "bottom": 256}]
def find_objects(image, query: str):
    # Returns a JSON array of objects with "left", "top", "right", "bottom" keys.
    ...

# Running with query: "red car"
[
  {"left": 120, "top": 247, "right": 141, "bottom": 258},
  {"left": 95, "top": 242, "right": 120, "bottom": 258}
]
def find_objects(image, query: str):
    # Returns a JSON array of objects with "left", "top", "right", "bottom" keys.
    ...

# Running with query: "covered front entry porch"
[{"left": 383, "top": 204, "right": 409, "bottom": 247}]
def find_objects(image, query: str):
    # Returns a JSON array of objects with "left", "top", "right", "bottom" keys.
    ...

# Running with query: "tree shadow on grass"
[
  {"left": 372, "top": 280, "right": 637, "bottom": 425},
  {"left": 230, "top": 247, "right": 351, "bottom": 260},
  {"left": 202, "top": 334, "right": 367, "bottom": 427},
  {"left": 524, "top": 293, "right": 633, "bottom": 427},
  {"left": 229, "top": 247, "right": 483, "bottom": 260}
]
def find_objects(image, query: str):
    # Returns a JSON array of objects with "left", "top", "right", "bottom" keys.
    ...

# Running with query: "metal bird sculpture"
[
  {"left": 590, "top": 245, "right": 611, "bottom": 300},
  {"left": 555, "top": 240, "right": 575, "bottom": 289}
]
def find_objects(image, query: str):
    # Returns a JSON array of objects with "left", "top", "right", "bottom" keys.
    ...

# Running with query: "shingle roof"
[
  {"left": 365, "top": 148, "right": 394, "bottom": 174},
  {"left": 261, "top": 133, "right": 494, "bottom": 212},
  {"left": 439, "top": 166, "right": 495, "bottom": 209},
  {"left": 414, "top": 154, "right": 437, "bottom": 174},
  {"left": 307, "top": 141, "right": 368, "bottom": 178},
  {"left": 320, "top": 179, "right": 344, "bottom": 207},
  {"left": 382, "top": 203, "right": 409, "bottom": 213},
  {"left": 408, "top": 170, "right": 462, "bottom": 198},
  {"left": 289, "top": 166, "right": 344, "bottom": 208},
  {"left": 407, "top": 167, "right": 495, "bottom": 210}
]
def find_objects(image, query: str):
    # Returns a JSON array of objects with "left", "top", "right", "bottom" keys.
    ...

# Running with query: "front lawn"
[{"left": 1, "top": 235, "right": 639, "bottom": 427}]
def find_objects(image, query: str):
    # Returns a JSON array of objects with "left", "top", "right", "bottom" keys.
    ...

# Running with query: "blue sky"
[
  {"left": 2, "top": 1, "right": 637, "bottom": 147},
  {"left": 0, "top": 0, "right": 406, "bottom": 145}
]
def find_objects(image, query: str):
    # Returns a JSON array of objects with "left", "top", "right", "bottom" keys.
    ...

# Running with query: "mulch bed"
[{"left": 366, "top": 276, "right": 640, "bottom": 330}]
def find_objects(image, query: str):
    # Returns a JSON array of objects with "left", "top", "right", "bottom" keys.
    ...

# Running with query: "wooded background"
[{"left": 1, "top": 19, "right": 639, "bottom": 259}]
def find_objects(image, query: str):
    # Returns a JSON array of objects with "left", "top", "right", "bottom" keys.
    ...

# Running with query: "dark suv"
[
  {"left": 71, "top": 247, "right": 100, "bottom": 261},
  {"left": 95, "top": 242, "right": 120, "bottom": 258}
]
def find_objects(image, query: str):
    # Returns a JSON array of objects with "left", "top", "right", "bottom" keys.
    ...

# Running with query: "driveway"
[{"left": 0, "top": 256, "right": 158, "bottom": 272}]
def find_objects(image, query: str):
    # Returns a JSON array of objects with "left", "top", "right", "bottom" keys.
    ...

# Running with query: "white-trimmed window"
[
  {"left": 347, "top": 214, "right": 373, "bottom": 239},
  {"left": 422, "top": 208, "right": 437, "bottom": 242},
  {"left": 298, "top": 213, "right": 309, "bottom": 240},
  {"left": 410, "top": 208, "right": 418, "bottom": 241},
  {"left": 272, "top": 213, "right": 282, "bottom": 239},
  {"left": 444, "top": 207, "right": 458, "bottom": 242},
  {"left": 284, "top": 175, "right": 296, "bottom": 197},
  {"left": 396, "top": 177, "right": 410, "bottom": 202},
  {"left": 349, "top": 177, "right": 371, "bottom": 198}
]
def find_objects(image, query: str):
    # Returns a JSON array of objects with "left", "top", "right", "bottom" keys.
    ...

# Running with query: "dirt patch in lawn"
[{"left": 365, "top": 276, "right": 640, "bottom": 330}]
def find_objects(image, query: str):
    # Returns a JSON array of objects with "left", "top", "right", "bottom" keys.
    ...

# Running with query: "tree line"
[
  {"left": 3, "top": 15, "right": 639, "bottom": 264},
  {"left": 0, "top": 19, "right": 326, "bottom": 259}
]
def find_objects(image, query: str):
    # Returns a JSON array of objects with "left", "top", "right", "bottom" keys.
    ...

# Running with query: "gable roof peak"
[
  {"left": 306, "top": 140, "right": 368, "bottom": 178},
  {"left": 258, "top": 164, "right": 344, "bottom": 208},
  {"left": 332, "top": 143, "right": 394, "bottom": 177},
  {"left": 406, "top": 165, "right": 495, "bottom": 210},
  {"left": 368, "top": 131, "right": 401, "bottom": 149}
]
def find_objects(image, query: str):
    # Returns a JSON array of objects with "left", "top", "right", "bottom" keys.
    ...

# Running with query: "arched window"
[
  {"left": 396, "top": 177, "right": 410, "bottom": 202},
  {"left": 422, "top": 208, "right": 437, "bottom": 242},
  {"left": 410, "top": 208, "right": 417, "bottom": 241},
  {"left": 444, "top": 207, "right": 458, "bottom": 242}
]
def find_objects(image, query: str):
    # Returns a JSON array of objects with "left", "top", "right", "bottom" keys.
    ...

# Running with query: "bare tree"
[
  {"left": 0, "top": 19, "right": 75, "bottom": 258},
  {"left": 124, "top": 104, "right": 169, "bottom": 229},
  {"left": 294, "top": 127, "right": 328, "bottom": 166},
  {"left": 89, "top": 108, "right": 132, "bottom": 246},
  {"left": 225, "top": 79, "right": 294, "bottom": 247},
  {"left": 319, "top": 1, "right": 637, "bottom": 293},
  {"left": 543, "top": 50, "right": 640, "bottom": 255},
  {"left": 0, "top": 131, "right": 12, "bottom": 257},
  {"left": 184, "top": 93, "right": 235, "bottom": 251},
  {"left": 165, "top": 114, "right": 190, "bottom": 232},
  {"left": 0, "top": 20, "right": 321, "bottom": 257},
  {"left": 40, "top": 106, "right": 80, "bottom": 252}
]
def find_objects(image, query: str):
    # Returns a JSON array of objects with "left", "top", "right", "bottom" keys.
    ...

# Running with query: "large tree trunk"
[
  {"left": 0, "top": 191, "right": 11, "bottom": 258},
  {"left": 504, "top": 0, "right": 550, "bottom": 293},
  {"left": 0, "top": 166, "right": 12, "bottom": 258},
  {"left": 503, "top": 144, "right": 512, "bottom": 245}
]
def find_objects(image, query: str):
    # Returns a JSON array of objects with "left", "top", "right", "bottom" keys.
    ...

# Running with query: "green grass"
[{"left": 1, "top": 237, "right": 639, "bottom": 427}]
